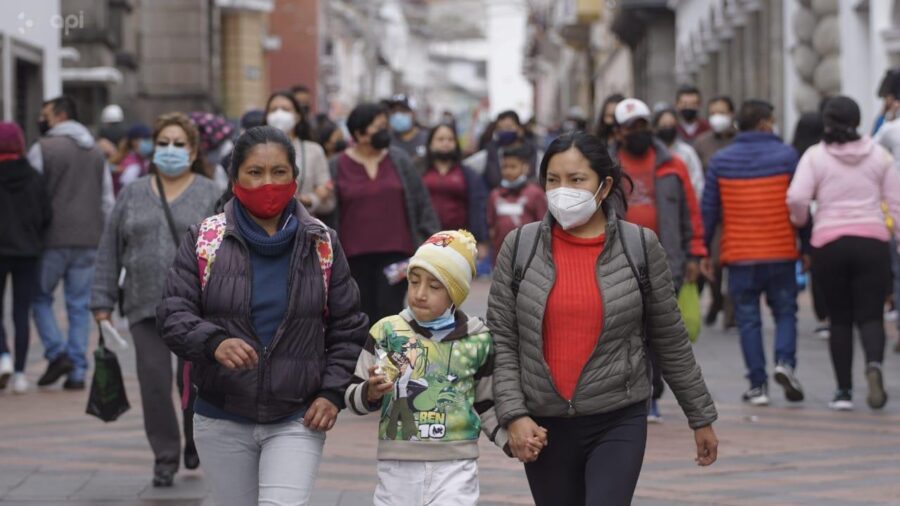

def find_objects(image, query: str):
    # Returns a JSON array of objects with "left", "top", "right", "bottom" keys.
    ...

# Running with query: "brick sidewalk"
[{"left": 2, "top": 280, "right": 900, "bottom": 505}]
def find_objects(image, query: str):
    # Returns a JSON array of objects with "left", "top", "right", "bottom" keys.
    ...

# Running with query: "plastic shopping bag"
[
  {"left": 86, "top": 322, "right": 131, "bottom": 422},
  {"left": 678, "top": 282, "right": 701, "bottom": 344}
]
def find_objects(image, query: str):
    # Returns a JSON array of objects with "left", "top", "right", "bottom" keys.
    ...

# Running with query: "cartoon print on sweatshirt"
[{"left": 376, "top": 319, "right": 487, "bottom": 442}]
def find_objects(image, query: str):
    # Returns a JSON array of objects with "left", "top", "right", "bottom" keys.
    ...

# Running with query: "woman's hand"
[
  {"left": 213, "top": 338, "right": 259, "bottom": 370},
  {"left": 366, "top": 365, "right": 394, "bottom": 403},
  {"left": 93, "top": 310, "right": 112, "bottom": 322},
  {"left": 694, "top": 424, "right": 719, "bottom": 466},
  {"left": 700, "top": 258, "right": 716, "bottom": 282},
  {"left": 314, "top": 182, "right": 334, "bottom": 201},
  {"left": 304, "top": 397, "right": 339, "bottom": 432},
  {"left": 507, "top": 416, "right": 549, "bottom": 463}
]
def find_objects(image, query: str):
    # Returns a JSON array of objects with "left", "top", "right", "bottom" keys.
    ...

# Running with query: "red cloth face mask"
[{"left": 232, "top": 181, "right": 298, "bottom": 219}]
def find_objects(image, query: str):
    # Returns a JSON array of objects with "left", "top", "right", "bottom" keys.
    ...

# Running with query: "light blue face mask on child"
[{"left": 415, "top": 307, "right": 456, "bottom": 331}]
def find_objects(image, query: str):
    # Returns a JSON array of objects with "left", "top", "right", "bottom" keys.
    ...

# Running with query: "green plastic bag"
[{"left": 678, "top": 282, "right": 701, "bottom": 343}]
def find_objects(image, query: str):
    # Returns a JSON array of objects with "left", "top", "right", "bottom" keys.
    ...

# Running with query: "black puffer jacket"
[
  {"left": 157, "top": 200, "right": 368, "bottom": 422},
  {"left": 0, "top": 158, "right": 51, "bottom": 257}
]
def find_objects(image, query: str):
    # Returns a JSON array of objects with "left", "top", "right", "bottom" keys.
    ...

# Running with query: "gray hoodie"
[
  {"left": 27, "top": 120, "right": 115, "bottom": 220},
  {"left": 27, "top": 120, "right": 112, "bottom": 249}
]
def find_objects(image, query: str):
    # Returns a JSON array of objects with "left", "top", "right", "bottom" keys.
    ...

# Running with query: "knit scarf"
[{"left": 233, "top": 199, "right": 299, "bottom": 257}]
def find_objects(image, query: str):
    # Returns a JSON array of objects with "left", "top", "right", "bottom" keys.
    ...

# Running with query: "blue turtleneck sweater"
[{"left": 234, "top": 199, "right": 299, "bottom": 350}]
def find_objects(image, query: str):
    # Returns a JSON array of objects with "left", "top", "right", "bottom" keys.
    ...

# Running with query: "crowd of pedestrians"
[{"left": 2, "top": 72, "right": 900, "bottom": 504}]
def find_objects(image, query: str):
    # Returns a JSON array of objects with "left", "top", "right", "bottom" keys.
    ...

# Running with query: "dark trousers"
[
  {"left": 348, "top": 252, "right": 408, "bottom": 324},
  {"left": 131, "top": 318, "right": 194, "bottom": 473},
  {"left": 0, "top": 256, "right": 39, "bottom": 372},
  {"left": 812, "top": 237, "right": 890, "bottom": 390},
  {"left": 808, "top": 268, "right": 829, "bottom": 322},
  {"left": 525, "top": 402, "right": 648, "bottom": 506}
]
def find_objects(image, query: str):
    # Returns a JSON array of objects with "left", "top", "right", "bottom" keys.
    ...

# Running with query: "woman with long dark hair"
[
  {"left": 488, "top": 131, "right": 719, "bottom": 505},
  {"left": 418, "top": 123, "right": 489, "bottom": 258},
  {"left": 157, "top": 126, "right": 367, "bottom": 504},
  {"left": 264, "top": 91, "right": 334, "bottom": 216},
  {"left": 91, "top": 112, "right": 221, "bottom": 486},
  {"left": 788, "top": 96, "right": 900, "bottom": 411}
]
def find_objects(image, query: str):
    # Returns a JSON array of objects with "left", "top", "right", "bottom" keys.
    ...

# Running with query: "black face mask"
[
  {"left": 371, "top": 129, "right": 391, "bottom": 150},
  {"left": 38, "top": 120, "right": 50, "bottom": 136},
  {"left": 624, "top": 130, "right": 653, "bottom": 156},
  {"left": 332, "top": 139, "right": 348, "bottom": 153},
  {"left": 656, "top": 127, "right": 678, "bottom": 144},
  {"left": 679, "top": 108, "right": 699, "bottom": 123},
  {"left": 431, "top": 150, "right": 458, "bottom": 162}
]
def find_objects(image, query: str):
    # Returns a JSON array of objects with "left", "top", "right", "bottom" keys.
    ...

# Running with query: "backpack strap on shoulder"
[
  {"left": 511, "top": 222, "right": 541, "bottom": 298},
  {"left": 195, "top": 213, "right": 227, "bottom": 291}
]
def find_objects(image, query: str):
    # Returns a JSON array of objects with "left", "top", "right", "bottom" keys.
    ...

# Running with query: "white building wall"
[
  {"left": 0, "top": 0, "right": 62, "bottom": 119},
  {"left": 486, "top": 0, "right": 533, "bottom": 118}
]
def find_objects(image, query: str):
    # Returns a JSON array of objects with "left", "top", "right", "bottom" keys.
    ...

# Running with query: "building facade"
[{"left": 0, "top": 0, "right": 62, "bottom": 143}]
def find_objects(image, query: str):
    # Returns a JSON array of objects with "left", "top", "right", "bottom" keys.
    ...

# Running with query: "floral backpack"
[{"left": 194, "top": 212, "right": 333, "bottom": 301}]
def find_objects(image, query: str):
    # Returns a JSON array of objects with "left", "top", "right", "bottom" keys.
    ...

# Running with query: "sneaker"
[
  {"left": 866, "top": 363, "right": 888, "bottom": 409},
  {"left": 37, "top": 354, "right": 74, "bottom": 387},
  {"left": 63, "top": 379, "right": 86, "bottom": 391},
  {"left": 814, "top": 326, "right": 830, "bottom": 340},
  {"left": 647, "top": 399, "right": 663, "bottom": 424},
  {"left": 829, "top": 390, "right": 854, "bottom": 411},
  {"left": 152, "top": 469, "right": 175, "bottom": 488},
  {"left": 774, "top": 363, "right": 805, "bottom": 402},
  {"left": 0, "top": 353, "right": 12, "bottom": 389},
  {"left": 742, "top": 385, "right": 770, "bottom": 406},
  {"left": 12, "top": 373, "right": 28, "bottom": 394}
]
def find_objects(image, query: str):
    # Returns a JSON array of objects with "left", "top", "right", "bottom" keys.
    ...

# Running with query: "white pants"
[
  {"left": 193, "top": 414, "right": 325, "bottom": 506},
  {"left": 374, "top": 459, "right": 479, "bottom": 506}
]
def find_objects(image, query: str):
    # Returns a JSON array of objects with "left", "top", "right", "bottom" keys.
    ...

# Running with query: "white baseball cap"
[
  {"left": 614, "top": 98, "right": 651, "bottom": 127},
  {"left": 101, "top": 104, "right": 124, "bottom": 123}
]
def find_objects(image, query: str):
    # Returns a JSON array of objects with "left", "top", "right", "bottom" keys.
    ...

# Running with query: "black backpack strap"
[
  {"left": 618, "top": 220, "right": 650, "bottom": 306},
  {"left": 511, "top": 222, "right": 541, "bottom": 298}
]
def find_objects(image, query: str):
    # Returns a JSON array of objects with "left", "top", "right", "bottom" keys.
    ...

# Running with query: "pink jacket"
[{"left": 787, "top": 137, "right": 900, "bottom": 248}]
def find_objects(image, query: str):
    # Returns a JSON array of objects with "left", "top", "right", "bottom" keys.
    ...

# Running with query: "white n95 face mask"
[
  {"left": 547, "top": 183, "right": 604, "bottom": 230},
  {"left": 267, "top": 109, "right": 298, "bottom": 134},
  {"left": 709, "top": 114, "right": 733, "bottom": 134}
]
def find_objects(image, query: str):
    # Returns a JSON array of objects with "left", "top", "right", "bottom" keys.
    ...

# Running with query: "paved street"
[{"left": 2, "top": 279, "right": 900, "bottom": 505}]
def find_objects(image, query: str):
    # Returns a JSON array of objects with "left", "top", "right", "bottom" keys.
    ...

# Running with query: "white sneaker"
[
  {"left": 814, "top": 326, "right": 830, "bottom": 340},
  {"left": 0, "top": 353, "right": 12, "bottom": 389},
  {"left": 12, "top": 373, "right": 27, "bottom": 394}
]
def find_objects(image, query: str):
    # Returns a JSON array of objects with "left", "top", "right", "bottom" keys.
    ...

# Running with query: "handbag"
[{"left": 86, "top": 322, "right": 131, "bottom": 422}]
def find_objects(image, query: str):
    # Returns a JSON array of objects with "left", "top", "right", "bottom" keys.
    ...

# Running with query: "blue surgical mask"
[
  {"left": 500, "top": 174, "right": 528, "bottom": 189},
  {"left": 153, "top": 146, "right": 191, "bottom": 177},
  {"left": 137, "top": 138, "right": 154, "bottom": 158},
  {"left": 415, "top": 307, "right": 456, "bottom": 331},
  {"left": 390, "top": 112, "right": 414, "bottom": 134}
]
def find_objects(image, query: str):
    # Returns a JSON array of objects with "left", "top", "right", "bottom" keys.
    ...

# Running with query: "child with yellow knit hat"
[{"left": 345, "top": 230, "right": 520, "bottom": 505}]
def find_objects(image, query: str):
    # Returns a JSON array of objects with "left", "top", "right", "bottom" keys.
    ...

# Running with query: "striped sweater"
[
  {"left": 344, "top": 309, "right": 508, "bottom": 461},
  {"left": 702, "top": 132, "right": 802, "bottom": 265}
]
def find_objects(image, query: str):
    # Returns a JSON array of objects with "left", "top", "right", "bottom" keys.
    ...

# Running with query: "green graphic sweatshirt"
[{"left": 344, "top": 309, "right": 509, "bottom": 461}]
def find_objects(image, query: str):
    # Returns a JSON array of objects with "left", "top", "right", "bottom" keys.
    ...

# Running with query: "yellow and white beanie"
[{"left": 407, "top": 230, "right": 478, "bottom": 308}]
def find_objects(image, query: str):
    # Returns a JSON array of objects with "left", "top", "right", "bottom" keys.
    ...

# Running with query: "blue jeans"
[
  {"left": 728, "top": 261, "right": 798, "bottom": 388},
  {"left": 32, "top": 248, "right": 96, "bottom": 381}
]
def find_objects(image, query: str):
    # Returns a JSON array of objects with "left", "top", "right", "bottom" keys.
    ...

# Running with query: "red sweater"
[{"left": 543, "top": 226, "right": 605, "bottom": 400}]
